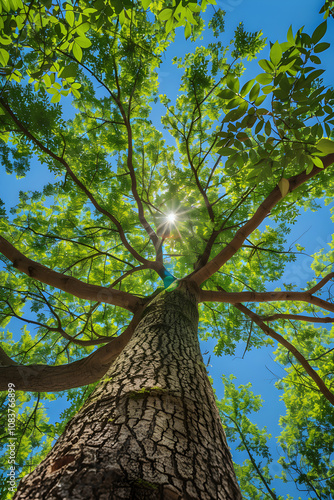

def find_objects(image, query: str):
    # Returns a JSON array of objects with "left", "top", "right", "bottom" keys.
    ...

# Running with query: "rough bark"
[{"left": 14, "top": 283, "right": 242, "bottom": 500}]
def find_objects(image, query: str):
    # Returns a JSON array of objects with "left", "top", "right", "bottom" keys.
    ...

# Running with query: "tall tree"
[{"left": 1, "top": 0, "right": 334, "bottom": 498}]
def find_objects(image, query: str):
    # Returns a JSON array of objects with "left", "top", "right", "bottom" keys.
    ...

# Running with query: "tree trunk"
[{"left": 14, "top": 283, "right": 242, "bottom": 499}]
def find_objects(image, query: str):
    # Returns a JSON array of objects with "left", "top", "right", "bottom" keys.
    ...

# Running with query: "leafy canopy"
[{"left": 0, "top": 1, "right": 334, "bottom": 498}]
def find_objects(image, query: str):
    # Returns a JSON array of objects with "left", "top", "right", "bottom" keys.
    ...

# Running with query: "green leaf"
[
  {"left": 66, "top": 9, "right": 75, "bottom": 27},
  {"left": 310, "top": 55, "right": 321, "bottom": 64},
  {"left": 0, "top": 35, "right": 12, "bottom": 45},
  {"left": 262, "top": 85, "right": 274, "bottom": 95},
  {"left": 306, "top": 69, "right": 325, "bottom": 82},
  {"left": 315, "top": 138, "right": 334, "bottom": 154},
  {"left": 236, "top": 132, "right": 249, "bottom": 142},
  {"left": 184, "top": 21, "right": 191, "bottom": 39},
  {"left": 255, "top": 119, "right": 264, "bottom": 134},
  {"left": 312, "top": 21, "right": 327, "bottom": 44},
  {"left": 158, "top": 8, "right": 173, "bottom": 21},
  {"left": 311, "top": 156, "right": 324, "bottom": 169},
  {"left": 0, "top": 48, "right": 9, "bottom": 66},
  {"left": 314, "top": 42, "right": 330, "bottom": 53},
  {"left": 240, "top": 79, "right": 255, "bottom": 97},
  {"left": 287, "top": 25, "right": 295, "bottom": 45},
  {"left": 50, "top": 92, "right": 61, "bottom": 103},
  {"left": 256, "top": 73, "right": 273, "bottom": 85},
  {"left": 165, "top": 16, "right": 174, "bottom": 34},
  {"left": 270, "top": 41, "right": 282, "bottom": 66},
  {"left": 223, "top": 104, "right": 248, "bottom": 122},
  {"left": 218, "top": 89, "right": 236, "bottom": 100},
  {"left": 249, "top": 83, "right": 260, "bottom": 102},
  {"left": 59, "top": 63, "right": 77, "bottom": 79},
  {"left": 43, "top": 74, "right": 52, "bottom": 87},
  {"left": 218, "top": 147, "right": 237, "bottom": 156},
  {"left": 75, "top": 37, "right": 92, "bottom": 48},
  {"left": 254, "top": 95, "right": 266, "bottom": 106},
  {"left": 226, "top": 74, "right": 240, "bottom": 93},
  {"left": 264, "top": 120, "right": 271, "bottom": 136},
  {"left": 72, "top": 43, "right": 83, "bottom": 62},
  {"left": 278, "top": 178, "right": 289, "bottom": 197},
  {"left": 258, "top": 59, "right": 274, "bottom": 73}
]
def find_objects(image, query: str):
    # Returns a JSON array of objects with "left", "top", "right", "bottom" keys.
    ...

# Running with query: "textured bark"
[{"left": 14, "top": 283, "right": 242, "bottom": 500}]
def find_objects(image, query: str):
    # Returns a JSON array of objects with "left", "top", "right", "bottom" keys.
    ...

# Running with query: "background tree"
[{"left": 0, "top": 0, "right": 334, "bottom": 498}]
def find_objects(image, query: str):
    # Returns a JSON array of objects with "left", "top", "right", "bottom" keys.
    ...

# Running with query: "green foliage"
[
  {"left": 218, "top": 376, "right": 281, "bottom": 500},
  {"left": 217, "top": 23, "right": 334, "bottom": 187},
  {"left": 0, "top": 387, "right": 57, "bottom": 499},
  {"left": 232, "top": 22, "right": 266, "bottom": 60},
  {"left": 274, "top": 324, "right": 334, "bottom": 498},
  {"left": 208, "top": 8, "right": 225, "bottom": 38}
]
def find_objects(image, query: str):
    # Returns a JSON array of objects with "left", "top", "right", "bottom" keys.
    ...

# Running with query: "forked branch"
[
  {"left": 230, "top": 298, "right": 334, "bottom": 406},
  {"left": 0, "top": 308, "right": 143, "bottom": 392},
  {"left": 0, "top": 236, "right": 141, "bottom": 312}
]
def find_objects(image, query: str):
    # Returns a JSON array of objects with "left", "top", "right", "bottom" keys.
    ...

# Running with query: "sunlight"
[{"left": 166, "top": 212, "right": 176, "bottom": 224}]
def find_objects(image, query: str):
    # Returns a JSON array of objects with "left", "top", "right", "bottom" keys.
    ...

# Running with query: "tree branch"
[
  {"left": 222, "top": 412, "right": 279, "bottom": 500},
  {"left": 193, "top": 187, "right": 254, "bottom": 272},
  {"left": 0, "top": 96, "right": 155, "bottom": 268},
  {"left": 191, "top": 155, "right": 334, "bottom": 285},
  {"left": 0, "top": 235, "right": 141, "bottom": 312},
  {"left": 4, "top": 299, "right": 115, "bottom": 347},
  {"left": 0, "top": 308, "right": 143, "bottom": 392},
  {"left": 116, "top": 97, "right": 162, "bottom": 261},
  {"left": 229, "top": 298, "right": 334, "bottom": 406},
  {"left": 199, "top": 285, "right": 334, "bottom": 314},
  {"left": 0, "top": 344, "right": 17, "bottom": 367},
  {"left": 261, "top": 313, "right": 334, "bottom": 324}
]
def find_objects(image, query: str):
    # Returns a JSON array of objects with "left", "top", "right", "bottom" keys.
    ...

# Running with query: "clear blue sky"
[{"left": 1, "top": 2, "right": 333, "bottom": 498}]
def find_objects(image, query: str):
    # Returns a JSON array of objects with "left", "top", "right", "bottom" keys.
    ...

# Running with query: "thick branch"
[
  {"left": 0, "top": 309, "right": 142, "bottom": 392},
  {"left": 0, "top": 236, "right": 140, "bottom": 312},
  {"left": 308, "top": 272, "right": 334, "bottom": 294},
  {"left": 191, "top": 155, "right": 334, "bottom": 285},
  {"left": 230, "top": 299, "right": 334, "bottom": 406},
  {"left": 0, "top": 344, "right": 17, "bottom": 367}
]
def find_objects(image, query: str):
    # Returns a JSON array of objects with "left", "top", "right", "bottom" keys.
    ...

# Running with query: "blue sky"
[{"left": 1, "top": 1, "right": 334, "bottom": 498}]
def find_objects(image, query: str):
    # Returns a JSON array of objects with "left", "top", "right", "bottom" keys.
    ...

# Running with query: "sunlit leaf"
[
  {"left": 270, "top": 41, "right": 282, "bottom": 66},
  {"left": 316, "top": 138, "right": 334, "bottom": 154},
  {"left": 278, "top": 178, "right": 289, "bottom": 197}
]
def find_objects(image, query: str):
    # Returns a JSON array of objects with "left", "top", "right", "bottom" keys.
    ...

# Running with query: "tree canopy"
[{"left": 1, "top": 0, "right": 334, "bottom": 498}]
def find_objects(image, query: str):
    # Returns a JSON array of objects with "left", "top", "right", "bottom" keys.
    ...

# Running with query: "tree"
[{"left": 1, "top": 0, "right": 334, "bottom": 498}]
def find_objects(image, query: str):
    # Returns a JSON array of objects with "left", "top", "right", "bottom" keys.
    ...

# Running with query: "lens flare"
[{"left": 166, "top": 212, "right": 176, "bottom": 224}]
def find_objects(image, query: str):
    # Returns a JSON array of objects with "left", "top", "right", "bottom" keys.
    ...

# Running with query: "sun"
[{"left": 166, "top": 212, "right": 176, "bottom": 224}]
